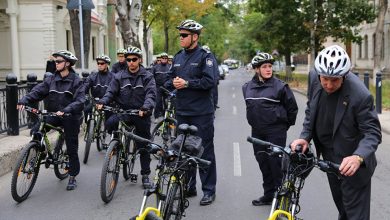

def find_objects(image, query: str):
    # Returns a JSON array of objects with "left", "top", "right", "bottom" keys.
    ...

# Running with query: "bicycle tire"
[
  {"left": 83, "top": 120, "right": 95, "bottom": 164},
  {"left": 53, "top": 135, "right": 69, "bottom": 180},
  {"left": 129, "top": 212, "right": 161, "bottom": 220},
  {"left": 163, "top": 182, "right": 183, "bottom": 220},
  {"left": 96, "top": 117, "right": 106, "bottom": 152},
  {"left": 100, "top": 140, "right": 121, "bottom": 203},
  {"left": 275, "top": 195, "right": 291, "bottom": 220},
  {"left": 123, "top": 137, "right": 136, "bottom": 180},
  {"left": 11, "top": 142, "right": 42, "bottom": 203}
]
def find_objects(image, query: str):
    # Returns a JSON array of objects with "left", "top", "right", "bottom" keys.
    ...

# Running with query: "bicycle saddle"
[{"left": 178, "top": 124, "right": 198, "bottom": 134}]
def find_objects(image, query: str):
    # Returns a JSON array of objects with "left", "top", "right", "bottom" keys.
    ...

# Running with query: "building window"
[
  {"left": 92, "top": 36, "right": 96, "bottom": 60},
  {"left": 372, "top": 33, "right": 376, "bottom": 59},
  {"left": 358, "top": 41, "right": 362, "bottom": 59},
  {"left": 66, "top": 30, "right": 71, "bottom": 51},
  {"left": 364, "top": 35, "right": 368, "bottom": 59}
]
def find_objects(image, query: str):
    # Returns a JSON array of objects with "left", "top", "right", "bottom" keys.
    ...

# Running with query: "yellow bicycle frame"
[
  {"left": 268, "top": 210, "right": 293, "bottom": 220},
  {"left": 135, "top": 207, "right": 161, "bottom": 220}
]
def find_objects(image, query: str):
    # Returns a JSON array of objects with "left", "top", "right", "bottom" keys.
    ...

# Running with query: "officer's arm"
[
  {"left": 19, "top": 78, "right": 50, "bottom": 105},
  {"left": 186, "top": 54, "right": 214, "bottom": 90},
  {"left": 99, "top": 76, "right": 119, "bottom": 105},
  {"left": 164, "top": 66, "right": 176, "bottom": 90},
  {"left": 283, "top": 85, "right": 298, "bottom": 127},
  {"left": 142, "top": 75, "right": 157, "bottom": 111},
  {"left": 63, "top": 79, "right": 86, "bottom": 114}
]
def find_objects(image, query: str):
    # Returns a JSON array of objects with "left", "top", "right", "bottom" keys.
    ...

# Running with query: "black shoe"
[
  {"left": 142, "top": 175, "right": 151, "bottom": 189},
  {"left": 185, "top": 188, "right": 197, "bottom": 198},
  {"left": 66, "top": 176, "right": 77, "bottom": 191},
  {"left": 200, "top": 194, "right": 215, "bottom": 206},
  {"left": 252, "top": 196, "right": 272, "bottom": 206}
]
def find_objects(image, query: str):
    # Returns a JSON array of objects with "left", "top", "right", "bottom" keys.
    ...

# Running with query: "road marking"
[
  {"left": 232, "top": 93, "right": 236, "bottom": 99},
  {"left": 233, "top": 142, "right": 242, "bottom": 176},
  {"left": 232, "top": 106, "right": 237, "bottom": 115}
]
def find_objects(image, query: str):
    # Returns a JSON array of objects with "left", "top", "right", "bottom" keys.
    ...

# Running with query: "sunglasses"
[
  {"left": 126, "top": 57, "right": 139, "bottom": 63},
  {"left": 179, "top": 33, "right": 193, "bottom": 38},
  {"left": 54, "top": 60, "right": 66, "bottom": 64},
  {"left": 97, "top": 62, "right": 106, "bottom": 65}
]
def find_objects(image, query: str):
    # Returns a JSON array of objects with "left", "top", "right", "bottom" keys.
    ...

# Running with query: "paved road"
[{"left": 0, "top": 68, "right": 389, "bottom": 220}]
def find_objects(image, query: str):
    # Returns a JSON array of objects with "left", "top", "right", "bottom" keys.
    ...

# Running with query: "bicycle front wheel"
[
  {"left": 275, "top": 195, "right": 291, "bottom": 220},
  {"left": 163, "top": 182, "right": 183, "bottom": 220},
  {"left": 53, "top": 135, "right": 69, "bottom": 180},
  {"left": 96, "top": 117, "right": 107, "bottom": 152},
  {"left": 123, "top": 137, "right": 136, "bottom": 180},
  {"left": 100, "top": 140, "right": 121, "bottom": 203},
  {"left": 11, "top": 142, "right": 42, "bottom": 203},
  {"left": 83, "top": 120, "right": 95, "bottom": 164}
]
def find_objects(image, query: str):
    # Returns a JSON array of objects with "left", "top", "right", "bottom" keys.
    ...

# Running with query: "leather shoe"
[
  {"left": 200, "top": 194, "right": 215, "bottom": 206},
  {"left": 252, "top": 196, "right": 272, "bottom": 206},
  {"left": 185, "top": 188, "right": 197, "bottom": 198}
]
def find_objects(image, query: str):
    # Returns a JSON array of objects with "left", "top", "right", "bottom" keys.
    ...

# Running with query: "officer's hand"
[
  {"left": 290, "top": 139, "right": 309, "bottom": 153},
  {"left": 96, "top": 104, "right": 103, "bottom": 110},
  {"left": 17, "top": 104, "right": 25, "bottom": 111},
  {"left": 340, "top": 155, "right": 361, "bottom": 177},
  {"left": 56, "top": 111, "right": 64, "bottom": 116},
  {"left": 173, "top": 77, "right": 186, "bottom": 90}
]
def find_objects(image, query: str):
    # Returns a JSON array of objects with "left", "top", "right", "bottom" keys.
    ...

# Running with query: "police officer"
[
  {"left": 97, "top": 46, "right": 156, "bottom": 188},
  {"left": 17, "top": 50, "right": 85, "bottom": 191},
  {"left": 84, "top": 54, "right": 114, "bottom": 125},
  {"left": 242, "top": 53, "right": 298, "bottom": 206},
  {"left": 151, "top": 52, "right": 171, "bottom": 120},
  {"left": 111, "top": 48, "right": 128, "bottom": 74},
  {"left": 166, "top": 19, "right": 217, "bottom": 206}
]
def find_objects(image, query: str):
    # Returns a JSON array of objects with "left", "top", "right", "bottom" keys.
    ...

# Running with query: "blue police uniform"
[
  {"left": 111, "top": 61, "right": 127, "bottom": 74},
  {"left": 99, "top": 66, "right": 156, "bottom": 175},
  {"left": 19, "top": 70, "right": 85, "bottom": 177},
  {"left": 165, "top": 45, "right": 217, "bottom": 196},
  {"left": 242, "top": 75, "right": 298, "bottom": 200},
  {"left": 151, "top": 63, "right": 171, "bottom": 118}
]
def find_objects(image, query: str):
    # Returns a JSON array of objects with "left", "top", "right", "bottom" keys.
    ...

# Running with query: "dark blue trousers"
[
  {"left": 105, "top": 114, "right": 152, "bottom": 175},
  {"left": 176, "top": 113, "right": 217, "bottom": 196},
  {"left": 252, "top": 129, "right": 286, "bottom": 198}
]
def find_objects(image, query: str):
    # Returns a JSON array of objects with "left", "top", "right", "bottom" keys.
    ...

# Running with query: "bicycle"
[
  {"left": 100, "top": 107, "right": 145, "bottom": 203},
  {"left": 129, "top": 124, "right": 210, "bottom": 220},
  {"left": 151, "top": 87, "right": 177, "bottom": 149},
  {"left": 83, "top": 97, "right": 109, "bottom": 164},
  {"left": 247, "top": 137, "right": 342, "bottom": 220},
  {"left": 11, "top": 106, "right": 71, "bottom": 203}
]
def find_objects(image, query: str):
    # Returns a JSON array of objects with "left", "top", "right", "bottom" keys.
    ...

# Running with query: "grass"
[{"left": 276, "top": 72, "right": 390, "bottom": 110}]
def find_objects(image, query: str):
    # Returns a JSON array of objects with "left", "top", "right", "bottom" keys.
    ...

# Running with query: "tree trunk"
[
  {"left": 68, "top": 9, "right": 92, "bottom": 69},
  {"left": 116, "top": 0, "right": 132, "bottom": 47},
  {"left": 284, "top": 50, "right": 292, "bottom": 79},
  {"left": 163, "top": 19, "right": 169, "bottom": 53},
  {"left": 143, "top": 18, "right": 149, "bottom": 66},
  {"left": 129, "top": 0, "right": 142, "bottom": 48},
  {"left": 373, "top": 0, "right": 388, "bottom": 84}
]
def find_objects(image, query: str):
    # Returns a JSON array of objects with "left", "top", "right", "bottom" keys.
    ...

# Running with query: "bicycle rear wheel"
[
  {"left": 11, "top": 142, "right": 42, "bottom": 203},
  {"left": 151, "top": 118, "right": 176, "bottom": 159},
  {"left": 83, "top": 120, "right": 95, "bottom": 164},
  {"left": 100, "top": 140, "right": 121, "bottom": 203},
  {"left": 163, "top": 182, "right": 183, "bottom": 220},
  {"left": 53, "top": 135, "right": 69, "bottom": 180}
]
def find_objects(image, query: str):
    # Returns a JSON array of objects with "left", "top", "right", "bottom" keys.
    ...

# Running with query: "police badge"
[{"left": 206, "top": 58, "right": 213, "bottom": 67}]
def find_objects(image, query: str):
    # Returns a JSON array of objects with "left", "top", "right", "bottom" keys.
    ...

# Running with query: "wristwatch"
[
  {"left": 355, "top": 155, "right": 364, "bottom": 164},
  {"left": 184, "top": 80, "right": 189, "bottom": 88}
]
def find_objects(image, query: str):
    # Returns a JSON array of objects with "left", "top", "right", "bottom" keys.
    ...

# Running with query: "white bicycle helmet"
[
  {"left": 116, "top": 48, "right": 127, "bottom": 55},
  {"left": 96, "top": 54, "right": 111, "bottom": 64},
  {"left": 251, "top": 52, "right": 274, "bottom": 68},
  {"left": 52, "top": 50, "right": 78, "bottom": 66},
  {"left": 125, "top": 46, "right": 142, "bottom": 58},
  {"left": 315, "top": 45, "right": 351, "bottom": 77},
  {"left": 176, "top": 19, "right": 203, "bottom": 34}
]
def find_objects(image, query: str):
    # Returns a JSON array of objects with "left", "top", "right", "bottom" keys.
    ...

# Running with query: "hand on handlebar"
[
  {"left": 290, "top": 139, "right": 309, "bottom": 153},
  {"left": 339, "top": 155, "right": 361, "bottom": 177},
  {"left": 96, "top": 104, "right": 103, "bottom": 110},
  {"left": 17, "top": 104, "right": 25, "bottom": 111},
  {"left": 56, "top": 111, "right": 65, "bottom": 116}
]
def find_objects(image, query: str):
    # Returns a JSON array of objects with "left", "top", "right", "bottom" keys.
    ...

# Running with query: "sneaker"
[
  {"left": 142, "top": 175, "right": 151, "bottom": 189},
  {"left": 199, "top": 194, "right": 215, "bottom": 206},
  {"left": 252, "top": 195, "right": 272, "bottom": 206},
  {"left": 66, "top": 176, "right": 77, "bottom": 191}
]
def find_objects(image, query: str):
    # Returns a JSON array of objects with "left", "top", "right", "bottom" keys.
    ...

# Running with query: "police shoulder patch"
[{"left": 206, "top": 58, "right": 213, "bottom": 67}]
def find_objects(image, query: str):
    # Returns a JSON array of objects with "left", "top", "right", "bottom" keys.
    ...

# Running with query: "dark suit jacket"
[{"left": 300, "top": 70, "right": 381, "bottom": 188}]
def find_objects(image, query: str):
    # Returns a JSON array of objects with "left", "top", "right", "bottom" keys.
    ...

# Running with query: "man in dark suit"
[{"left": 291, "top": 45, "right": 381, "bottom": 220}]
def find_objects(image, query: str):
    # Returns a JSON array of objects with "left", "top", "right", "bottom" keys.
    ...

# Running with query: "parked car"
[
  {"left": 221, "top": 64, "right": 229, "bottom": 75},
  {"left": 218, "top": 65, "right": 226, "bottom": 80}
]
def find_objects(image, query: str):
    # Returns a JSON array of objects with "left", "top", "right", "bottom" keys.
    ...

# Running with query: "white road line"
[
  {"left": 233, "top": 106, "right": 237, "bottom": 115},
  {"left": 232, "top": 93, "right": 236, "bottom": 99},
  {"left": 233, "top": 142, "right": 242, "bottom": 177}
]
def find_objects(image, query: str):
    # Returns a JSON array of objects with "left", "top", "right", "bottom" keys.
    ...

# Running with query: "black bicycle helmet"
[
  {"left": 52, "top": 50, "right": 78, "bottom": 66},
  {"left": 314, "top": 45, "right": 351, "bottom": 77},
  {"left": 251, "top": 52, "right": 274, "bottom": 68}
]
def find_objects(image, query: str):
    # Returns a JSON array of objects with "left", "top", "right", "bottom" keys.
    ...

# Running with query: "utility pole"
[
  {"left": 309, "top": 0, "right": 316, "bottom": 71},
  {"left": 78, "top": 0, "right": 85, "bottom": 70},
  {"left": 107, "top": 0, "right": 117, "bottom": 61}
]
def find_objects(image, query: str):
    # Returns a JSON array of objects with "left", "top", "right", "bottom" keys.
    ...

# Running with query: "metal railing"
[{"left": 0, "top": 87, "right": 7, "bottom": 133}]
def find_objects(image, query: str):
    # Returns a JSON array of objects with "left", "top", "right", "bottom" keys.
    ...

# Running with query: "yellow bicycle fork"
[{"left": 268, "top": 210, "right": 293, "bottom": 220}]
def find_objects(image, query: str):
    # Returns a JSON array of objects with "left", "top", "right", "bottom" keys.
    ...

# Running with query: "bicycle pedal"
[{"left": 130, "top": 173, "right": 138, "bottom": 183}]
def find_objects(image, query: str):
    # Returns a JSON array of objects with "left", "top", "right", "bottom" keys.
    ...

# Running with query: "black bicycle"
[
  {"left": 83, "top": 97, "right": 109, "bottom": 164},
  {"left": 151, "top": 87, "right": 177, "bottom": 149},
  {"left": 129, "top": 124, "right": 210, "bottom": 220},
  {"left": 100, "top": 107, "right": 146, "bottom": 203},
  {"left": 247, "top": 137, "right": 342, "bottom": 220},
  {"left": 11, "top": 106, "right": 70, "bottom": 203}
]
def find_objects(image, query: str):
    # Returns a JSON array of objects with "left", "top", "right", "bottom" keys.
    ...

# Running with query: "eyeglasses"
[
  {"left": 179, "top": 33, "right": 192, "bottom": 38},
  {"left": 54, "top": 60, "right": 66, "bottom": 64},
  {"left": 97, "top": 62, "right": 106, "bottom": 65},
  {"left": 126, "top": 57, "right": 139, "bottom": 63}
]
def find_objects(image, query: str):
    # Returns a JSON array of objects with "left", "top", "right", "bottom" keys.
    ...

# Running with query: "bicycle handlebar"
[
  {"left": 159, "top": 86, "right": 176, "bottom": 97},
  {"left": 102, "top": 106, "right": 140, "bottom": 115},
  {"left": 24, "top": 106, "right": 71, "bottom": 117}
]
